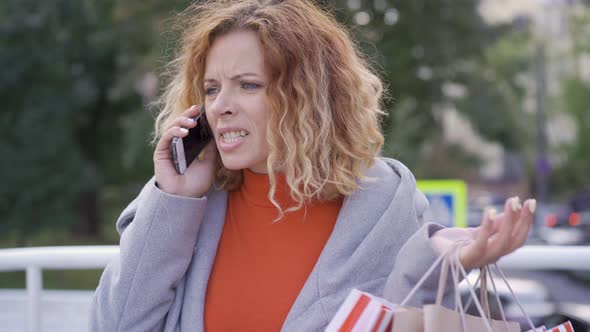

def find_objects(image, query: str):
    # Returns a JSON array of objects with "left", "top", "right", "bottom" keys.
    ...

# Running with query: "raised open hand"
[{"left": 430, "top": 197, "right": 536, "bottom": 270}]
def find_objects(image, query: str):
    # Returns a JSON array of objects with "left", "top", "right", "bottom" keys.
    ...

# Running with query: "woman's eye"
[
  {"left": 242, "top": 82, "right": 260, "bottom": 90},
  {"left": 205, "top": 87, "right": 218, "bottom": 95}
]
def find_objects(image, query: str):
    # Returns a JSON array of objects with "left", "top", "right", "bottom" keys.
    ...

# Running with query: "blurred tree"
[
  {"left": 455, "top": 27, "right": 534, "bottom": 151},
  {"left": 0, "top": 0, "right": 538, "bottom": 241},
  {"left": 550, "top": 7, "right": 590, "bottom": 195},
  {"left": 327, "top": 0, "right": 531, "bottom": 178},
  {"left": 0, "top": 0, "right": 189, "bottom": 241},
  {"left": 552, "top": 77, "right": 590, "bottom": 193}
]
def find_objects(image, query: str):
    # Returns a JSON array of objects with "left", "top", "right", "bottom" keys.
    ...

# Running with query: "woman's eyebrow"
[
  {"left": 230, "top": 72, "right": 260, "bottom": 80},
  {"left": 204, "top": 72, "right": 260, "bottom": 84}
]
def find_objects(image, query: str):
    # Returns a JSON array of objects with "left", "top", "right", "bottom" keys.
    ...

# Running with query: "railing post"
[{"left": 26, "top": 266, "right": 42, "bottom": 332}]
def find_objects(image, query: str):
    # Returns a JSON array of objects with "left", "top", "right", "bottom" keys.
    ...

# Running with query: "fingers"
[
  {"left": 153, "top": 105, "right": 202, "bottom": 162},
  {"left": 175, "top": 116, "right": 198, "bottom": 130},
  {"left": 509, "top": 199, "right": 536, "bottom": 252},
  {"left": 458, "top": 197, "right": 536, "bottom": 270},
  {"left": 484, "top": 197, "right": 518, "bottom": 261},
  {"left": 176, "top": 104, "right": 202, "bottom": 128},
  {"left": 460, "top": 208, "right": 495, "bottom": 269},
  {"left": 181, "top": 104, "right": 202, "bottom": 118},
  {"left": 168, "top": 104, "right": 202, "bottom": 131},
  {"left": 153, "top": 125, "right": 189, "bottom": 162},
  {"left": 485, "top": 197, "right": 537, "bottom": 263}
]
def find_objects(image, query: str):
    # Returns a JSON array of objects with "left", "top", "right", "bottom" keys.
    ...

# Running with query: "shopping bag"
[
  {"left": 393, "top": 242, "right": 525, "bottom": 332},
  {"left": 327, "top": 241, "right": 577, "bottom": 332},
  {"left": 325, "top": 288, "right": 394, "bottom": 332},
  {"left": 387, "top": 244, "right": 455, "bottom": 332},
  {"left": 423, "top": 254, "right": 520, "bottom": 332},
  {"left": 389, "top": 305, "right": 424, "bottom": 331},
  {"left": 421, "top": 247, "right": 519, "bottom": 332},
  {"left": 547, "top": 321, "right": 574, "bottom": 332}
]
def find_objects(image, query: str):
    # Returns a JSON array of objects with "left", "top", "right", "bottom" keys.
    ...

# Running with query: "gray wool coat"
[{"left": 89, "top": 158, "right": 448, "bottom": 331}]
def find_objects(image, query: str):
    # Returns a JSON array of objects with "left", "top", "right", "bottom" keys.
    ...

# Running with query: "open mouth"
[{"left": 220, "top": 130, "right": 250, "bottom": 143}]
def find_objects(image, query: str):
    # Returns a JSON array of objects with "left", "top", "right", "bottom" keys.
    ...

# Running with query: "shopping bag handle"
[
  {"left": 468, "top": 263, "right": 539, "bottom": 331},
  {"left": 485, "top": 267, "right": 514, "bottom": 332},
  {"left": 490, "top": 263, "right": 538, "bottom": 331},
  {"left": 462, "top": 268, "right": 495, "bottom": 320},
  {"left": 460, "top": 263, "right": 538, "bottom": 332},
  {"left": 400, "top": 243, "right": 456, "bottom": 306},
  {"left": 402, "top": 242, "right": 496, "bottom": 332},
  {"left": 452, "top": 246, "right": 495, "bottom": 332},
  {"left": 448, "top": 248, "right": 469, "bottom": 331},
  {"left": 401, "top": 240, "right": 471, "bottom": 306},
  {"left": 435, "top": 249, "right": 453, "bottom": 305}
]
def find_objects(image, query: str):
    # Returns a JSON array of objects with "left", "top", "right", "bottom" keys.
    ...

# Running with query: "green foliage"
[
  {"left": 548, "top": 7, "right": 590, "bottom": 196},
  {"left": 332, "top": 0, "right": 525, "bottom": 172},
  {"left": 0, "top": 0, "right": 166, "bottom": 239},
  {"left": 0, "top": 0, "right": 541, "bottom": 240},
  {"left": 455, "top": 28, "right": 534, "bottom": 151},
  {"left": 551, "top": 77, "right": 590, "bottom": 193},
  {"left": 0, "top": 270, "right": 104, "bottom": 290}
]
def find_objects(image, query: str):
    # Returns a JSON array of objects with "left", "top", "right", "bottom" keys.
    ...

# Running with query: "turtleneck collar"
[{"left": 239, "top": 168, "right": 296, "bottom": 208}]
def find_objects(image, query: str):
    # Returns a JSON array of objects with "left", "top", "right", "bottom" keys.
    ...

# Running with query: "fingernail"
[
  {"left": 510, "top": 196, "right": 522, "bottom": 212},
  {"left": 187, "top": 117, "right": 195, "bottom": 124},
  {"left": 180, "top": 128, "right": 188, "bottom": 133},
  {"left": 528, "top": 199, "right": 537, "bottom": 214},
  {"left": 488, "top": 208, "right": 497, "bottom": 221},
  {"left": 189, "top": 104, "right": 198, "bottom": 110}
]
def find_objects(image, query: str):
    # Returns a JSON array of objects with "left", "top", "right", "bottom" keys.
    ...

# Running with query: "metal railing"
[
  {"left": 0, "top": 245, "right": 589, "bottom": 332},
  {"left": 0, "top": 246, "right": 118, "bottom": 332}
]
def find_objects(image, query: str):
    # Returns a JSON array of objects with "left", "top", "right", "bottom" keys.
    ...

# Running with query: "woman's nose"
[{"left": 207, "top": 89, "right": 236, "bottom": 117}]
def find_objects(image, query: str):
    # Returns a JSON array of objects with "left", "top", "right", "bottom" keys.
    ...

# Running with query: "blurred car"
[
  {"left": 459, "top": 271, "right": 590, "bottom": 331},
  {"left": 535, "top": 202, "right": 590, "bottom": 246},
  {"left": 544, "top": 303, "right": 590, "bottom": 332},
  {"left": 570, "top": 188, "right": 590, "bottom": 213}
]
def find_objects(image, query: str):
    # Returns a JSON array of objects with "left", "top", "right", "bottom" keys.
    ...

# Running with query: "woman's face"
[{"left": 203, "top": 30, "right": 271, "bottom": 174}]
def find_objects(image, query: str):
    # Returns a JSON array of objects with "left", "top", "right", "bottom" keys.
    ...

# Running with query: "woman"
[{"left": 89, "top": 0, "right": 535, "bottom": 331}]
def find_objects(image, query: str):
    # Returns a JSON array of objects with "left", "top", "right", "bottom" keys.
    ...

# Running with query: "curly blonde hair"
[{"left": 153, "top": 0, "right": 385, "bottom": 217}]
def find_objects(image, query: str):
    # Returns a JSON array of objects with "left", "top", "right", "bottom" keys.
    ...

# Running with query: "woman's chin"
[
  {"left": 220, "top": 157, "right": 252, "bottom": 171},
  {"left": 220, "top": 156, "right": 267, "bottom": 173}
]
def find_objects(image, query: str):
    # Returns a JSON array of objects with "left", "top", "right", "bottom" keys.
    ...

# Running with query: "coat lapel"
[
  {"left": 180, "top": 189, "right": 228, "bottom": 332},
  {"left": 281, "top": 159, "right": 402, "bottom": 331}
]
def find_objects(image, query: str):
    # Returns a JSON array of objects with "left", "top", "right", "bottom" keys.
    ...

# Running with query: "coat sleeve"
[
  {"left": 382, "top": 222, "right": 451, "bottom": 306},
  {"left": 88, "top": 177, "right": 208, "bottom": 331},
  {"left": 382, "top": 188, "right": 456, "bottom": 308}
]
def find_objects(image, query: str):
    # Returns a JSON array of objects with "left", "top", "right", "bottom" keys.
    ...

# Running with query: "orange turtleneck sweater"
[{"left": 204, "top": 169, "right": 343, "bottom": 331}]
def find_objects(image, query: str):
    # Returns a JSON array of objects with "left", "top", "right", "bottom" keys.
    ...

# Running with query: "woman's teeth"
[{"left": 221, "top": 130, "right": 249, "bottom": 143}]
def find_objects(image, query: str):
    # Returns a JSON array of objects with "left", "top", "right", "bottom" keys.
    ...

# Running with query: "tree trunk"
[{"left": 71, "top": 189, "right": 101, "bottom": 237}]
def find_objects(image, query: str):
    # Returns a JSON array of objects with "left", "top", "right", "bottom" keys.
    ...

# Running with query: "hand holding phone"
[
  {"left": 152, "top": 105, "right": 217, "bottom": 198},
  {"left": 171, "top": 105, "right": 214, "bottom": 174}
]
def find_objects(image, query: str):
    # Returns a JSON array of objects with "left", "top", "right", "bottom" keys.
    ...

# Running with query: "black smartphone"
[{"left": 171, "top": 105, "right": 213, "bottom": 174}]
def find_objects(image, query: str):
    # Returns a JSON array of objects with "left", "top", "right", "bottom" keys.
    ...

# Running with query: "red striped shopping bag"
[
  {"left": 548, "top": 321, "right": 574, "bottom": 332},
  {"left": 325, "top": 289, "right": 395, "bottom": 332}
]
